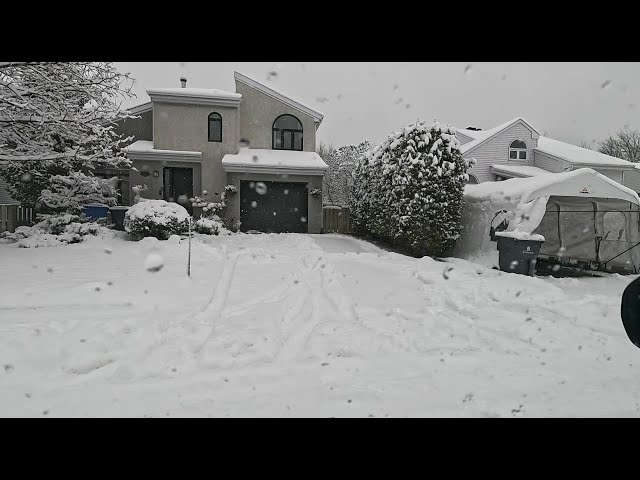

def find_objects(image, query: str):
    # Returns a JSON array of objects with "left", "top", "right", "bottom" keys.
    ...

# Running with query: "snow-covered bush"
[
  {"left": 194, "top": 215, "right": 232, "bottom": 236},
  {"left": 0, "top": 212, "right": 104, "bottom": 248},
  {"left": 124, "top": 199, "right": 190, "bottom": 240},
  {"left": 39, "top": 172, "right": 117, "bottom": 214},
  {"left": 191, "top": 186, "right": 239, "bottom": 233},
  {"left": 351, "top": 120, "right": 475, "bottom": 257}
]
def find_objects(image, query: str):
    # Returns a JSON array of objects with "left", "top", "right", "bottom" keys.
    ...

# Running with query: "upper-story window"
[
  {"left": 273, "top": 114, "right": 303, "bottom": 151},
  {"left": 509, "top": 139, "right": 527, "bottom": 160},
  {"left": 208, "top": 112, "right": 222, "bottom": 142}
]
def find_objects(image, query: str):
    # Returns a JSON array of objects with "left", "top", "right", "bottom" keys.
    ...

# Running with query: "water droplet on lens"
[
  {"left": 145, "top": 254, "right": 164, "bottom": 273},
  {"left": 251, "top": 201, "right": 257, "bottom": 208},
  {"left": 255, "top": 182, "right": 268, "bottom": 195}
]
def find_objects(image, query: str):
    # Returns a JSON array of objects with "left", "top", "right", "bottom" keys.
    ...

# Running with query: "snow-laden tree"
[
  {"left": 0, "top": 62, "right": 135, "bottom": 210},
  {"left": 351, "top": 120, "right": 475, "bottom": 257},
  {"left": 39, "top": 172, "right": 118, "bottom": 214},
  {"left": 318, "top": 140, "right": 373, "bottom": 205}
]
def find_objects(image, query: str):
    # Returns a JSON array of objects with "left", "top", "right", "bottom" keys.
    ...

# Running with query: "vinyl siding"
[
  {"left": 0, "top": 178, "right": 19, "bottom": 205},
  {"left": 464, "top": 121, "right": 538, "bottom": 183},
  {"left": 592, "top": 169, "right": 623, "bottom": 184},
  {"left": 623, "top": 169, "right": 640, "bottom": 193},
  {"left": 533, "top": 150, "right": 569, "bottom": 173}
]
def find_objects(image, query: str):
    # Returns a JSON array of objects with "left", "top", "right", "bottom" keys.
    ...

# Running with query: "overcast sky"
[{"left": 115, "top": 62, "right": 640, "bottom": 149}]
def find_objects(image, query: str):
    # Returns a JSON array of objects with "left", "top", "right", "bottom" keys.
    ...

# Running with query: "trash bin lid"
[
  {"left": 109, "top": 206, "right": 130, "bottom": 211},
  {"left": 84, "top": 203, "right": 109, "bottom": 208}
]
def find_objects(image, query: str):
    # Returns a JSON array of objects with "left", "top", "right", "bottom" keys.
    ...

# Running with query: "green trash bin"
[{"left": 495, "top": 233, "right": 545, "bottom": 276}]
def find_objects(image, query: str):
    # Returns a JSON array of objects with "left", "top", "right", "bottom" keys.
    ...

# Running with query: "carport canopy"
[{"left": 465, "top": 168, "right": 640, "bottom": 207}]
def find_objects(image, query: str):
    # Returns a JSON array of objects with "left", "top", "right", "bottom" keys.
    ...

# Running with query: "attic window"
[{"left": 509, "top": 140, "right": 527, "bottom": 160}]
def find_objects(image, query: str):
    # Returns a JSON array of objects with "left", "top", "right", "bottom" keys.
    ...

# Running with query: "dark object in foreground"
[
  {"left": 621, "top": 276, "right": 640, "bottom": 348},
  {"left": 109, "top": 206, "right": 129, "bottom": 231},
  {"left": 496, "top": 235, "right": 544, "bottom": 276}
]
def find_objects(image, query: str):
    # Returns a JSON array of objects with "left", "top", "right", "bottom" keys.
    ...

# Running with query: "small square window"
[
  {"left": 509, "top": 150, "right": 518, "bottom": 159},
  {"left": 518, "top": 150, "right": 527, "bottom": 160}
]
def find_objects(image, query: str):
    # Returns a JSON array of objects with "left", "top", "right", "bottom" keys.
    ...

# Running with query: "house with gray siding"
[
  {"left": 118, "top": 72, "right": 327, "bottom": 233},
  {"left": 457, "top": 117, "right": 640, "bottom": 192}
]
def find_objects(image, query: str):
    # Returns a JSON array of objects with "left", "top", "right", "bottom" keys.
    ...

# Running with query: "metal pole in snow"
[{"left": 187, "top": 217, "right": 192, "bottom": 277}]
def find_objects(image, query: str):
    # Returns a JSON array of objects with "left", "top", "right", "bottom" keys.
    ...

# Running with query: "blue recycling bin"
[{"left": 82, "top": 203, "right": 110, "bottom": 220}]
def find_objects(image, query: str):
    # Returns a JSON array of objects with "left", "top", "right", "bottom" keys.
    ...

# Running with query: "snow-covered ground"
[{"left": 0, "top": 232, "right": 638, "bottom": 417}]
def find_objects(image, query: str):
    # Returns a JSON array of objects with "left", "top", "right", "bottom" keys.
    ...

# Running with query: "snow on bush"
[
  {"left": 351, "top": 120, "right": 475, "bottom": 257},
  {"left": 125, "top": 199, "right": 190, "bottom": 240},
  {"left": 0, "top": 213, "right": 104, "bottom": 248},
  {"left": 194, "top": 215, "right": 232, "bottom": 236},
  {"left": 39, "top": 172, "right": 117, "bottom": 214}
]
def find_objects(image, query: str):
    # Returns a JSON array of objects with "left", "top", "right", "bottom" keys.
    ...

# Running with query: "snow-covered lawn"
[{"left": 0, "top": 232, "right": 638, "bottom": 417}]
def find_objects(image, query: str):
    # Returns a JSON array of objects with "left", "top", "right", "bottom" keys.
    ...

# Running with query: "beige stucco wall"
[
  {"left": 152, "top": 102, "right": 239, "bottom": 202},
  {"left": 235, "top": 81, "right": 317, "bottom": 152},
  {"left": 225, "top": 172, "right": 323, "bottom": 233}
]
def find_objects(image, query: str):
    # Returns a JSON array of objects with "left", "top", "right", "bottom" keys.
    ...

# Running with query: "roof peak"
[{"left": 234, "top": 71, "right": 324, "bottom": 124}]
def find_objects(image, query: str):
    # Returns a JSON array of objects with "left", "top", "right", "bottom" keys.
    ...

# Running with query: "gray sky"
[{"left": 115, "top": 62, "right": 640, "bottom": 148}]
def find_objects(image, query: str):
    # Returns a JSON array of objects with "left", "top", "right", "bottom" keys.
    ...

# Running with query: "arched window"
[
  {"left": 509, "top": 139, "right": 527, "bottom": 160},
  {"left": 273, "top": 114, "right": 303, "bottom": 151},
  {"left": 466, "top": 173, "right": 479, "bottom": 185},
  {"left": 208, "top": 112, "right": 222, "bottom": 142}
]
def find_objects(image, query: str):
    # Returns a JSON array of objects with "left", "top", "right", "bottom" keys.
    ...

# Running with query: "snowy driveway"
[{"left": 0, "top": 232, "right": 639, "bottom": 417}]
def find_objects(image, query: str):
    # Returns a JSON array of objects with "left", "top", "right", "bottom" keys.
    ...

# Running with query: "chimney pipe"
[{"left": 180, "top": 77, "right": 187, "bottom": 88}]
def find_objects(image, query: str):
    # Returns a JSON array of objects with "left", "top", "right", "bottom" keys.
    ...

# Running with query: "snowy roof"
[
  {"left": 465, "top": 168, "right": 640, "bottom": 207},
  {"left": 123, "top": 140, "right": 202, "bottom": 162},
  {"left": 234, "top": 72, "right": 324, "bottom": 124},
  {"left": 147, "top": 87, "right": 241, "bottom": 107},
  {"left": 222, "top": 148, "right": 328, "bottom": 175},
  {"left": 127, "top": 101, "right": 152, "bottom": 115},
  {"left": 147, "top": 88, "right": 241, "bottom": 100},
  {"left": 459, "top": 117, "right": 540, "bottom": 154},
  {"left": 536, "top": 136, "right": 635, "bottom": 167},
  {"left": 490, "top": 164, "right": 551, "bottom": 178}
]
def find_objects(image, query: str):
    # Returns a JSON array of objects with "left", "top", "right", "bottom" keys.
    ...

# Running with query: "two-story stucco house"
[
  {"left": 456, "top": 117, "right": 640, "bottom": 192},
  {"left": 115, "top": 72, "right": 327, "bottom": 234}
]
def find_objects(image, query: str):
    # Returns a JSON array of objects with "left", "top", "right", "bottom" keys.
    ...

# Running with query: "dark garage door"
[{"left": 240, "top": 181, "right": 308, "bottom": 233}]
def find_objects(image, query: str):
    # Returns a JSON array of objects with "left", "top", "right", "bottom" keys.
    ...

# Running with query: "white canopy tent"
[{"left": 454, "top": 169, "right": 640, "bottom": 273}]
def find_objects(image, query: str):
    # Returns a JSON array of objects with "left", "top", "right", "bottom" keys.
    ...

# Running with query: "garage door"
[{"left": 240, "top": 181, "right": 308, "bottom": 233}]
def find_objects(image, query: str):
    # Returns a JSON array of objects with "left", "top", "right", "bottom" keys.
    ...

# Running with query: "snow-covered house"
[
  {"left": 115, "top": 72, "right": 327, "bottom": 233},
  {"left": 456, "top": 117, "right": 640, "bottom": 192}
]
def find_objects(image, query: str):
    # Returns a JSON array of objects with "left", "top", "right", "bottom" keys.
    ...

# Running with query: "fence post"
[{"left": 0, "top": 205, "right": 6, "bottom": 233}]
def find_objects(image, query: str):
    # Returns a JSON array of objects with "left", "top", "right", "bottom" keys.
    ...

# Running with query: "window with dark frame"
[
  {"left": 509, "top": 139, "right": 527, "bottom": 160},
  {"left": 273, "top": 114, "right": 303, "bottom": 151},
  {"left": 208, "top": 112, "right": 222, "bottom": 142}
]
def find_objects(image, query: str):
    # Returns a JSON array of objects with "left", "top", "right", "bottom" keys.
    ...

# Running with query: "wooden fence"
[
  {"left": 322, "top": 205, "right": 351, "bottom": 234},
  {"left": 0, "top": 205, "right": 36, "bottom": 233}
]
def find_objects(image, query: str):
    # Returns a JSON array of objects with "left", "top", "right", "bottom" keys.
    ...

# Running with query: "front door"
[{"left": 164, "top": 167, "right": 193, "bottom": 214}]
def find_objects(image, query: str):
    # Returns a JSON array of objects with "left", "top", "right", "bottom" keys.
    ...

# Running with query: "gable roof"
[
  {"left": 535, "top": 136, "right": 636, "bottom": 168},
  {"left": 234, "top": 71, "right": 324, "bottom": 125},
  {"left": 458, "top": 117, "right": 540, "bottom": 154}
]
